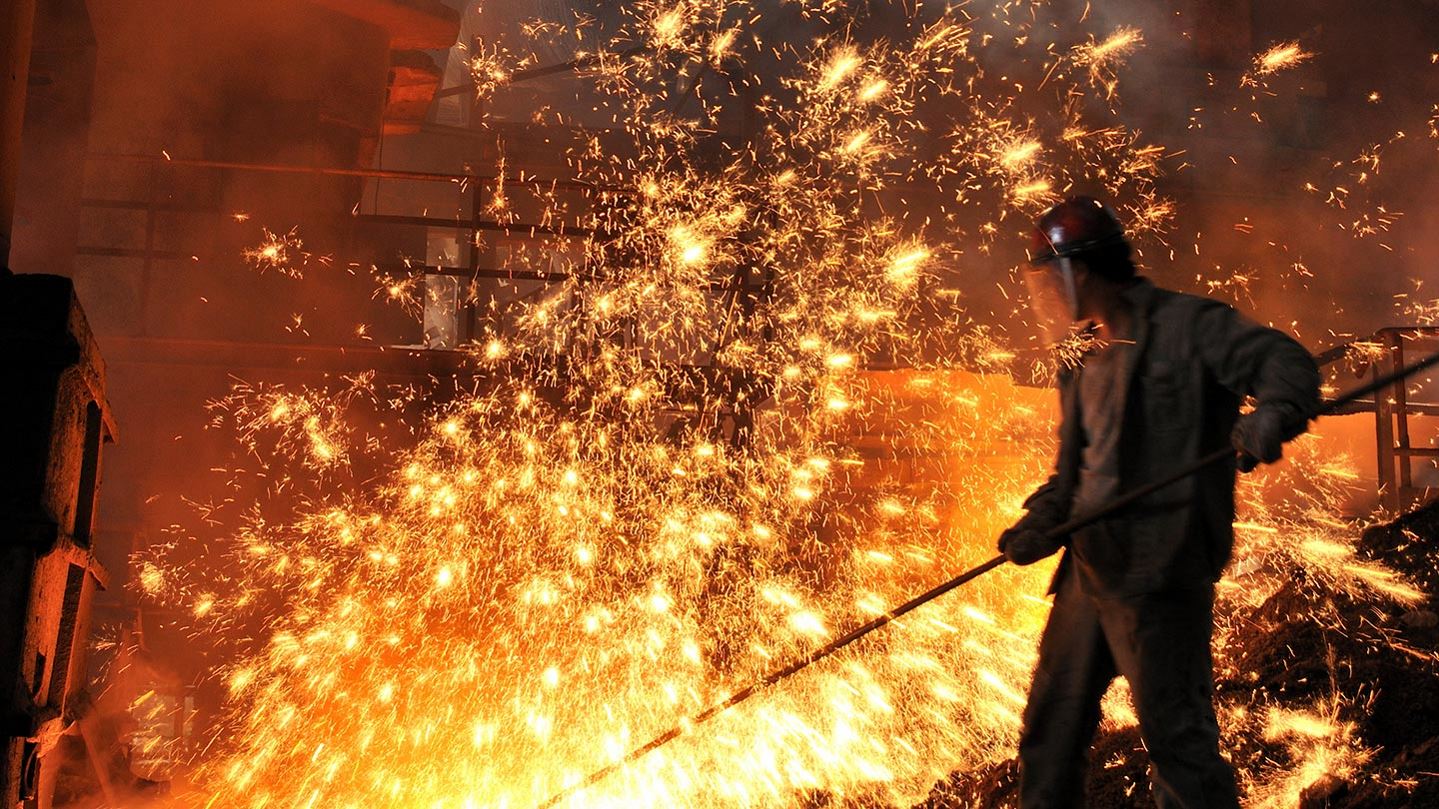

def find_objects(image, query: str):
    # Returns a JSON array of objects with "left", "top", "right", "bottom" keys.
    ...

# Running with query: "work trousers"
[{"left": 1017, "top": 567, "right": 1240, "bottom": 809}]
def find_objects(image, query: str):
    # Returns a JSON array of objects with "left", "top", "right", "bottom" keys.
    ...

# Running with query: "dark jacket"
[{"left": 1015, "top": 278, "right": 1321, "bottom": 597}]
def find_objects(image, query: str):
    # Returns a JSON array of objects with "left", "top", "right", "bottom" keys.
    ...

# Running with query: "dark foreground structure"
[{"left": 0, "top": 277, "right": 115, "bottom": 803}]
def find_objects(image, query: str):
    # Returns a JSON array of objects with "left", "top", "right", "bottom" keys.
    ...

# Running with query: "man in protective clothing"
[{"left": 1001, "top": 196, "right": 1321, "bottom": 808}]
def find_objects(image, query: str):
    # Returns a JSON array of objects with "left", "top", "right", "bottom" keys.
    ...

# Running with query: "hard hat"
[{"left": 1028, "top": 196, "right": 1129, "bottom": 265}]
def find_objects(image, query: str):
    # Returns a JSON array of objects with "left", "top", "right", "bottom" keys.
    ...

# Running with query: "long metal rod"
[
  {"left": 85, "top": 151, "right": 614, "bottom": 191},
  {"left": 538, "top": 351, "right": 1439, "bottom": 807},
  {"left": 510, "top": 44, "right": 652, "bottom": 84},
  {"left": 434, "top": 43, "right": 653, "bottom": 100}
]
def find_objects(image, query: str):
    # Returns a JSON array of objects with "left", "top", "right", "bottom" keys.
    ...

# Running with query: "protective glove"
[
  {"left": 997, "top": 526, "right": 1062, "bottom": 566},
  {"left": 1231, "top": 407, "right": 1287, "bottom": 472}
]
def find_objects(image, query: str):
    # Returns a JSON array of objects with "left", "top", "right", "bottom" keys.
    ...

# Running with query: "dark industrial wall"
[
  {"left": 8, "top": 3, "right": 457, "bottom": 778},
  {"left": 1, "top": 0, "right": 39, "bottom": 265},
  {"left": 13, "top": 0, "right": 409, "bottom": 595}
]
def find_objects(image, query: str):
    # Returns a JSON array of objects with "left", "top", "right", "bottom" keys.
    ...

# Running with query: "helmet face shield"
[{"left": 1022, "top": 257, "right": 1081, "bottom": 346}]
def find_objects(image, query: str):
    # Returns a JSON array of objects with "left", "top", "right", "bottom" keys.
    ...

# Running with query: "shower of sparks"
[
  {"left": 242, "top": 226, "right": 329, "bottom": 278},
  {"left": 241, "top": 227, "right": 303, "bottom": 276},
  {"left": 1398, "top": 295, "right": 1439, "bottom": 326},
  {"left": 1071, "top": 27, "right": 1144, "bottom": 99},
  {"left": 469, "top": 41, "right": 519, "bottom": 99},
  {"left": 1243, "top": 40, "right": 1315, "bottom": 86},
  {"left": 1250, "top": 698, "right": 1372, "bottom": 809},
  {"left": 1257, "top": 41, "right": 1313, "bottom": 74},
  {"left": 137, "top": 2, "right": 1435, "bottom": 808}
]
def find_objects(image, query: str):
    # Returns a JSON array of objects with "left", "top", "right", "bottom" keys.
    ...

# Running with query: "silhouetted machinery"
[{"left": 1, "top": 273, "right": 115, "bottom": 807}]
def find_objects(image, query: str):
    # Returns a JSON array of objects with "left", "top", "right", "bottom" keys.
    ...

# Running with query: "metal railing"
[
  {"left": 1317, "top": 326, "right": 1439, "bottom": 511},
  {"left": 77, "top": 150, "right": 618, "bottom": 341}
]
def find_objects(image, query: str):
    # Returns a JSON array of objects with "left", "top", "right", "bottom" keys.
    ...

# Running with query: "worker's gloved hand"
[
  {"left": 1231, "top": 407, "right": 1286, "bottom": 472},
  {"left": 997, "top": 527, "right": 1061, "bottom": 566}
]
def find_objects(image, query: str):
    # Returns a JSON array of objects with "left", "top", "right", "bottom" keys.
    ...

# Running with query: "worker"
[{"left": 1000, "top": 196, "right": 1320, "bottom": 808}]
